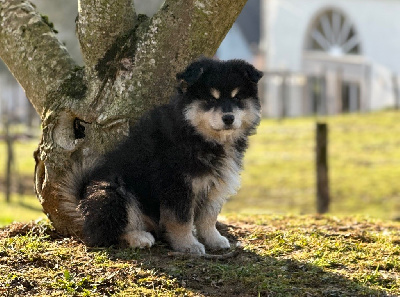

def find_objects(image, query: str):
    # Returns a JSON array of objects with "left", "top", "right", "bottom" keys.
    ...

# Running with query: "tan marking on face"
[
  {"left": 184, "top": 101, "right": 249, "bottom": 144},
  {"left": 184, "top": 102, "right": 223, "bottom": 142},
  {"left": 210, "top": 88, "right": 220, "bottom": 99},
  {"left": 231, "top": 88, "right": 240, "bottom": 98}
]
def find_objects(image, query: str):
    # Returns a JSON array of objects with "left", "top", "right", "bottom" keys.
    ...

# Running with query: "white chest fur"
[{"left": 190, "top": 148, "right": 242, "bottom": 208}]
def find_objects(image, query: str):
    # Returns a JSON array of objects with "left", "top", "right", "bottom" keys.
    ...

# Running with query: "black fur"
[{"left": 64, "top": 58, "right": 262, "bottom": 251}]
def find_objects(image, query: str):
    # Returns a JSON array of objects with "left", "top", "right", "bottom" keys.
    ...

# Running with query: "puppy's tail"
[{"left": 57, "top": 158, "right": 100, "bottom": 227}]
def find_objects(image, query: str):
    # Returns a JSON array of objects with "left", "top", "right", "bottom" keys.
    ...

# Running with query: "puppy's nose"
[{"left": 222, "top": 114, "right": 235, "bottom": 125}]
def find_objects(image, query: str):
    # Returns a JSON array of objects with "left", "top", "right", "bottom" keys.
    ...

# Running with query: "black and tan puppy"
[{"left": 61, "top": 57, "right": 263, "bottom": 254}]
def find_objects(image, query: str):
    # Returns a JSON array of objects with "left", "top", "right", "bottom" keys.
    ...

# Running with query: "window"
[{"left": 308, "top": 9, "right": 360, "bottom": 56}]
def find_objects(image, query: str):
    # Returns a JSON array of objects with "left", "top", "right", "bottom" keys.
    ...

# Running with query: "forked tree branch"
[
  {"left": 0, "top": 0, "right": 78, "bottom": 116},
  {"left": 0, "top": 0, "right": 248, "bottom": 122},
  {"left": 104, "top": 0, "right": 249, "bottom": 122},
  {"left": 77, "top": 0, "right": 137, "bottom": 72}
]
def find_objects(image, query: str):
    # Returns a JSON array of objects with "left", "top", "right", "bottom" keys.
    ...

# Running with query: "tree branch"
[
  {"left": 0, "top": 0, "right": 78, "bottom": 116},
  {"left": 99, "top": 0, "right": 248, "bottom": 122},
  {"left": 77, "top": 0, "right": 137, "bottom": 72}
]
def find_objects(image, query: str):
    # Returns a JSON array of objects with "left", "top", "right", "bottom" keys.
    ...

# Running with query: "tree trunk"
[{"left": 0, "top": 0, "right": 248, "bottom": 236}]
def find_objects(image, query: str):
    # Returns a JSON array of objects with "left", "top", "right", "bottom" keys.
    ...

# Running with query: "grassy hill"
[{"left": 1, "top": 215, "right": 399, "bottom": 296}]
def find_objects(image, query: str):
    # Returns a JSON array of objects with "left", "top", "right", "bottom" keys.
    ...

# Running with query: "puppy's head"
[{"left": 176, "top": 58, "right": 263, "bottom": 144}]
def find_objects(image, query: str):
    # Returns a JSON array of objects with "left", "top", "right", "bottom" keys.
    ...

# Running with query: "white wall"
[
  {"left": 262, "top": 0, "right": 400, "bottom": 116},
  {"left": 264, "top": 0, "right": 400, "bottom": 74},
  {"left": 370, "top": 63, "right": 396, "bottom": 110}
]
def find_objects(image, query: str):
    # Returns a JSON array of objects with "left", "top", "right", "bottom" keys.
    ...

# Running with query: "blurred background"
[{"left": 1, "top": 0, "right": 400, "bottom": 226}]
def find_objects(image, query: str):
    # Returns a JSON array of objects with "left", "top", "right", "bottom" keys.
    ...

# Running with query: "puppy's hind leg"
[{"left": 121, "top": 201, "right": 155, "bottom": 249}]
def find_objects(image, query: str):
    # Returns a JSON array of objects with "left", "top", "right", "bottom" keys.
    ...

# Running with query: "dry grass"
[{"left": 1, "top": 215, "right": 399, "bottom": 296}]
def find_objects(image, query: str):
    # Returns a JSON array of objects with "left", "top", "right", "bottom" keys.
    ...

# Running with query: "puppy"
[{"left": 61, "top": 57, "right": 263, "bottom": 254}]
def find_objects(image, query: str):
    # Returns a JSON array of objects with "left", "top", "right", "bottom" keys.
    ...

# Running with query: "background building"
[{"left": 260, "top": 0, "right": 400, "bottom": 117}]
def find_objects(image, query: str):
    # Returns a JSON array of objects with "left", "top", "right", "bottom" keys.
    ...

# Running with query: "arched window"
[{"left": 307, "top": 9, "right": 360, "bottom": 56}]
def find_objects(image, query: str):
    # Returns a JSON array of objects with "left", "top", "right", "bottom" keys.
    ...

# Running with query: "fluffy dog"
[{"left": 61, "top": 57, "right": 262, "bottom": 254}]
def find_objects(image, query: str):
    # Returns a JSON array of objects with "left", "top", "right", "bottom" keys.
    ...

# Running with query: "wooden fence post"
[{"left": 316, "top": 122, "right": 330, "bottom": 213}]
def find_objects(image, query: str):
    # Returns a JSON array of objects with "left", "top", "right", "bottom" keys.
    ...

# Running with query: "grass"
[
  {"left": 225, "top": 110, "right": 400, "bottom": 219},
  {"left": 0, "top": 194, "right": 45, "bottom": 226},
  {"left": 1, "top": 215, "right": 399, "bottom": 296},
  {"left": 0, "top": 138, "right": 42, "bottom": 227},
  {"left": 0, "top": 138, "right": 37, "bottom": 179}
]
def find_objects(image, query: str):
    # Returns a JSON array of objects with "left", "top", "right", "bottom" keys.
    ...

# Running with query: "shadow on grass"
[
  {"left": 104, "top": 222, "right": 391, "bottom": 297},
  {"left": 1, "top": 220, "right": 393, "bottom": 297}
]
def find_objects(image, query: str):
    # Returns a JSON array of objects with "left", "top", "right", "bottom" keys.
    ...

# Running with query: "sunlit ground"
[
  {"left": 0, "top": 139, "right": 42, "bottom": 226},
  {"left": 0, "top": 194, "right": 44, "bottom": 226},
  {"left": 1, "top": 110, "right": 400, "bottom": 227}
]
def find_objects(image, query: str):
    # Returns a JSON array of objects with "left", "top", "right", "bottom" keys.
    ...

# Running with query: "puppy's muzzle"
[{"left": 222, "top": 114, "right": 235, "bottom": 126}]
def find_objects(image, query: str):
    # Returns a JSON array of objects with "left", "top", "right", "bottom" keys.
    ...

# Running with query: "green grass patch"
[
  {"left": 0, "top": 139, "right": 38, "bottom": 178},
  {"left": 1, "top": 215, "right": 399, "bottom": 296},
  {"left": 225, "top": 110, "right": 400, "bottom": 219},
  {"left": 0, "top": 195, "right": 44, "bottom": 226},
  {"left": 0, "top": 138, "right": 42, "bottom": 227}
]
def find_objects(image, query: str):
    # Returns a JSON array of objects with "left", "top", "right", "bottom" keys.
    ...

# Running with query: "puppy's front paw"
[
  {"left": 204, "top": 234, "right": 230, "bottom": 250},
  {"left": 172, "top": 239, "right": 206, "bottom": 255},
  {"left": 122, "top": 231, "right": 155, "bottom": 248}
]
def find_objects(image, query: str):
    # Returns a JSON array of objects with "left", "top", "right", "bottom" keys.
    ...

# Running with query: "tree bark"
[{"left": 0, "top": 0, "right": 248, "bottom": 236}]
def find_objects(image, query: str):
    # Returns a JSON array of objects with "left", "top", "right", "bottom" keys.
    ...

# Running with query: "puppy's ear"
[
  {"left": 176, "top": 61, "right": 204, "bottom": 87},
  {"left": 244, "top": 65, "right": 263, "bottom": 84}
]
